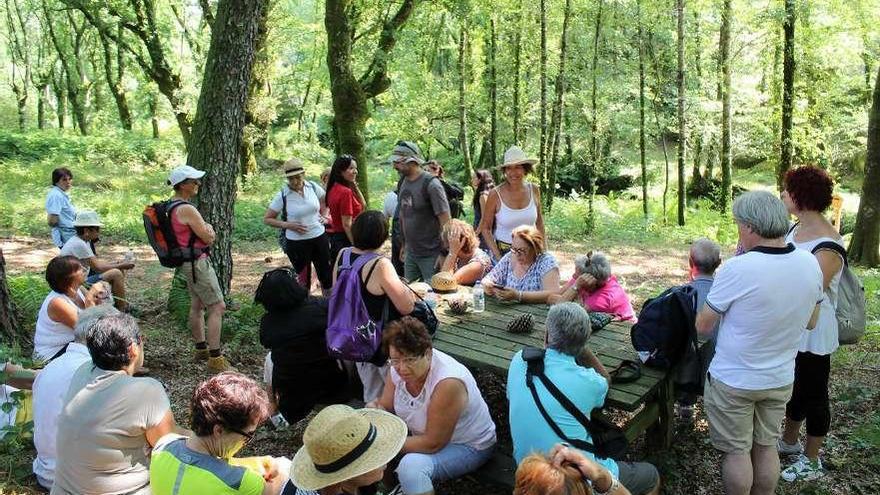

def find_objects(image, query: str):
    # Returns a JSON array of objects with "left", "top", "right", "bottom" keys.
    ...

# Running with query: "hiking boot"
[
  {"left": 675, "top": 403, "right": 695, "bottom": 422},
  {"left": 207, "top": 355, "right": 235, "bottom": 373},
  {"left": 777, "top": 438, "right": 804, "bottom": 456},
  {"left": 194, "top": 348, "right": 210, "bottom": 361},
  {"left": 781, "top": 454, "right": 823, "bottom": 482}
]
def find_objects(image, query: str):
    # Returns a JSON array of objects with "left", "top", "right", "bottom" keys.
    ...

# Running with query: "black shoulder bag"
[{"left": 521, "top": 346, "right": 629, "bottom": 460}]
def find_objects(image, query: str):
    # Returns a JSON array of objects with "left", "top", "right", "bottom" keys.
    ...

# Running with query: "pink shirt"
[{"left": 565, "top": 274, "right": 636, "bottom": 321}]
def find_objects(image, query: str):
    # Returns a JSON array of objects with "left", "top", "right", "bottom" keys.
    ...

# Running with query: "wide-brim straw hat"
[
  {"left": 283, "top": 158, "right": 306, "bottom": 178},
  {"left": 290, "top": 405, "right": 407, "bottom": 490},
  {"left": 72, "top": 210, "right": 103, "bottom": 227},
  {"left": 497, "top": 145, "right": 538, "bottom": 170}
]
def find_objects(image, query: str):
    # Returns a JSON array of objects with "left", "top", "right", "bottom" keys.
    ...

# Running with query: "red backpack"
[{"left": 143, "top": 200, "right": 208, "bottom": 268}]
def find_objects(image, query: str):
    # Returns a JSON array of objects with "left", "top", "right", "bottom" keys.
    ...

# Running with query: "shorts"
[
  {"left": 86, "top": 273, "right": 103, "bottom": 285},
  {"left": 704, "top": 374, "right": 793, "bottom": 454},
  {"left": 182, "top": 257, "right": 224, "bottom": 307},
  {"left": 617, "top": 461, "right": 660, "bottom": 495}
]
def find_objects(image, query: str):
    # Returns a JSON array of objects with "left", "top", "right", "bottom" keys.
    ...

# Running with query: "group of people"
[{"left": 8, "top": 137, "right": 845, "bottom": 494}]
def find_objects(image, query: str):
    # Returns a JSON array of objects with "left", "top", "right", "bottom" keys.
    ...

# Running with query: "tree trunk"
[
  {"left": 52, "top": 72, "right": 65, "bottom": 129},
  {"left": 512, "top": 0, "right": 522, "bottom": 144},
  {"left": 488, "top": 17, "right": 497, "bottom": 168},
  {"left": 587, "top": 0, "right": 604, "bottom": 233},
  {"left": 0, "top": 249, "right": 24, "bottom": 347},
  {"left": 188, "top": 0, "right": 266, "bottom": 296},
  {"left": 849, "top": 65, "right": 880, "bottom": 267},
  {"left": 37, "top": 83, "right": 48, "bottom": 129},
  {"left": 148, "top": 89, "right": 160, "bottom": 138},
  {"left": 99, "top": 27, "right": 133, "bottom": 131},
  {"left": 538, "top": 0, "right": 548, "bottom": 193},
  {"left": 240, "top": 0, "right": 273, "bottom": 180},
  {"left": 458, "top": 25, "right": 472, "bottom": 172},
  {"left": 778, "top": 0, "right": 796, "bottom": 190},
  {"left": 676, "top": 0, "right": 686, "bottom": 226},
  {"left": 719, "top": 0, "right": 732, "bottom": 210},
  {"left": 546, "top": 0, "right": 572, "bottom": 212},
  {"left": 638, "top": 0, "right": 648, "bottom": 218}
]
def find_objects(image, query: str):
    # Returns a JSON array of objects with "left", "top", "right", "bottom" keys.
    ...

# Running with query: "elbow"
[{"left": 420, "top": 438, "right": 449, "bottom": 454}]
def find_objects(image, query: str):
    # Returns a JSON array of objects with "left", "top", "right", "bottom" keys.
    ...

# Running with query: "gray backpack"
[{"left": 812, "top": 241, "right": 866, "bottom": 345}]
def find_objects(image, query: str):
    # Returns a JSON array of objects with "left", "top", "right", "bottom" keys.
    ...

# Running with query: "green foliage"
[
  {"left": 6, "top": 274, "right": 48, "bottom": 332},
  {"left": 852, "top": 411, "right": 880, "bottom": 467}
]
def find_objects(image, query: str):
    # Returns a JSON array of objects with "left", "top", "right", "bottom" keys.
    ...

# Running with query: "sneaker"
[
  {"left": 781, "top": 454, "right": 823, "bottom": 482},
  {"left": 207, "top": 355, "right": 236, "bottom": 373},
  {"left": 777, "top": 438, "right": 804, "bottom": 456},
  {"left": 193, "top": 348, "right": 210, "bottom": 361}
]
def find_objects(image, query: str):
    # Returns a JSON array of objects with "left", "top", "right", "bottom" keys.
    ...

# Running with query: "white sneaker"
[
  {"left": 777, "top": 438, "right": 803, "bottom": 456},
  {"left": 781, "top": 454, "right": 824, "bottom": 482}
]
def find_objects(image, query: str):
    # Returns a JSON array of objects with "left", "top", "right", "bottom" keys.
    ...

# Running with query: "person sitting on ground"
[
  {"left": 481, "top": 225, "right": 560, "bottom": 304},
  {"left": 255, "top": 267, "right": 351, "bottom": 425},
  {"left": 367, "top": 317, "right": 497, "bottom": 495},
  {"left": 548, "top": 251, "right": 635, "bottom": 321},
  {"left": 515, "top": 443, "right": 633, "bottom": 495},
  {"left": 166, "top": 164, "right": 232, "bottom": 373},
  {"left": 150, "top": 372, "right": 288, "bottom": 495},
  {"left": 695, "top": 190, "right": 823, "bottom": 495},
  {"left": 45, "top": 167, "right": 77, "bottom": 248},
  {"left": 438, "top": 219, "right": 492, "bottom": 286},
  {"left": 778, "top": 165, "right": 846, "bottom": 482},
  {"left": 332, "top": 210, "right": 415, "bottom": 403},
  {"left": 32, "top": 304, "right": 118, "bottom": 490},
  {"left": 33, "top": 255, "right": 107, "bottom": 362},
  {"left": 52, "top": 313, "right": 182, "bottom": 495},
  {"left": 507, "top": 302, "right": 660, "bottom": 495},
  {"left": 60, "top": 210, "right": 135, "bottom": 312},
  {"left": 286, "top": 404, "right": 407, "bottom": 495},
  {"left": 477, "top": 146, "right": 545, "bottom": 261}
]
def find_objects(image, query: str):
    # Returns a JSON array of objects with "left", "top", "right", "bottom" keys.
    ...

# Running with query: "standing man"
[
  {"left": 696, "top": 191, "right": 823, "bottom": 495},
  {"left": 390, "top": 141, "right": 450, "bottom": 282},
  {"left": 166, "top": 165, "right": 231, "bottom": 373},
  {"left": 60, "top": 211, "right": 134, "bottom": 312},
  {"left": 45, "top": 168, "right": 77, "bottom": 248}
]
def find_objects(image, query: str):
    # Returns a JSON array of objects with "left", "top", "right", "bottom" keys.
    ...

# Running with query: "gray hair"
[
  {"left": 732, "top": 191, "right": 790, "bottom": 239},
  {"left": 689, "top": 238, "right": 721, "bottom": 276},
  {"left": 74, "top": 304, "right": 120, "bottom": 343},
  {"left": 574, "top": 251, "right": 612, "bottom": 284},
  {"left": 545, "top": 302, "right": 590, "bottom": 356},
  {"left": 86, "top": 313, "right": 141, "bottom": 371}
]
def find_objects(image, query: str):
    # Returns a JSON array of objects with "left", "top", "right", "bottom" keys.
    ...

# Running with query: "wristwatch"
[{"left": 593, "top": 477, "right": 620, "bottom": 495}]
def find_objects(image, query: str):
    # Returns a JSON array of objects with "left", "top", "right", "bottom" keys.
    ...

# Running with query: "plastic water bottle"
[
  {"left": 425, "top": 288, "right": 438, "bottom": 310},
  {"left": 472, "top": 281, "right": 485, "bottom": 313}
]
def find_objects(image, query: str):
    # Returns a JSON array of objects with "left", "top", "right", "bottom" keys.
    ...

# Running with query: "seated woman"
[
  {"left": 515, "top": 443, "right": 633, "bottom": 495},
  {"left": 150, "top": 372, "right": 288, "bottom": 495},
  {"left": 286, "top": 404, "right": 407, "bottom": 495},
  {"left": 481, "top": 225, "right": 560, "bottom": 304},
  {"left": 368, "top": 317, "right": 496, "bottom": 495},
  {"left": 33, "top": 255, "right": 107, "bottom": 362},
  {"left": 549, "top": 251, "right": 635, "bottom": 321},
  {"left": 255, "top": 267, "right": 351, "bottom": 425},
  {"left": 438, "top": 219, "right": 492, "bottom": 286}
]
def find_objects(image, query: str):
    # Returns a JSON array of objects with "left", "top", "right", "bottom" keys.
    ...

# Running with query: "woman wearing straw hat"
[
  {"left": 476, "top": 146, "right": 546, "bottom": 261},
  {"left": 264, "top": 159, "right": 333, "bottom": 295},
  {"left": 286, "top": 404, "right": 407, "bottom": 494}
]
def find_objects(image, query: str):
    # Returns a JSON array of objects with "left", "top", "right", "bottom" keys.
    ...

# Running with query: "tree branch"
[{"left": 359, "top": 0, "right": 416, "bottom": 98}]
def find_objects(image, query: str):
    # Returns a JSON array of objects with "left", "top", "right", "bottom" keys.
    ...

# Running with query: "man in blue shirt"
[
  {"left": 45, "top": 168, "right": 77, "bottom": 248},
  {"left": 507, "top": 302, "right": 660, "bottom": 495}
]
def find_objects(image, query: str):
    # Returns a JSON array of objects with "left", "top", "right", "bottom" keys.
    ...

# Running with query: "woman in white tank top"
[
  {"left": 778, "top": 166, "right": 845, "bottom": 482},
  {"left": 477, "top": 146, "right": 545, "bottom": 261},
  {"left": 368, "top": 318, "right": 496, "bottom": 495}
]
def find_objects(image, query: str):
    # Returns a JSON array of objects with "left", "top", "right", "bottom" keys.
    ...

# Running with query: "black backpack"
[
  {"left": 143, "top": 199, "right": 208, "bottom": 269},
  {"left": 441, "top": 180, "right": 465, "bottom": 219},
  {"left": 630, "top": 285, "right": 699, "bottom": 372}
]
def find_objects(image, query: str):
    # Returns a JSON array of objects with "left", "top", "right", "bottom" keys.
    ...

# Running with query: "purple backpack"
[{"left": 327, "top": 249, "right": 385, "bottom": 361}]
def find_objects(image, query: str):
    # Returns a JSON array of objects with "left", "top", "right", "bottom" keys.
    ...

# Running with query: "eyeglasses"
[
  {"left": 510, "top": 246, "right": 529, "bottom": 255},
  {"left": 228, "top": 426, "right": 257, "bottom": 444},
  {"left": 387, "top": 355, "right": 424, "bottom": 367}
]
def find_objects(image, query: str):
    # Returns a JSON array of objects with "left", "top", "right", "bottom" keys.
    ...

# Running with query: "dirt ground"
[{"left": 2, "top": 235, "right": 878, "bottom": 494}]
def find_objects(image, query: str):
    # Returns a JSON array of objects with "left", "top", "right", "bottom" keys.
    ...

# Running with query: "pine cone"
[
  {"left": 507, "top": 313, "right": 534, "bottom": 334},
  {"left": 448, "top": 298, "right": 469, "bottom": 315}
]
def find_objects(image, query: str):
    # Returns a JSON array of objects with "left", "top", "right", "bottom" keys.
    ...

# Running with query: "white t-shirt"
[
  {"left": 32, "top": 343, "right": 92, "bottom": 490},
  {"left": 268, "top": 183, "right": 325, "bottom": 241},
  {"left": 59, "top": 236, "right": 95, "bottom": 276},
  {"left": 706, "top": 244, "right": 823, "bottom": 390}
]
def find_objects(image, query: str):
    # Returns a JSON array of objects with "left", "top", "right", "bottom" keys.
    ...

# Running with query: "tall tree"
[
  {"left": 718, "top": 0, "right": 732, "bottom": 210},
  {"left": 488, "top": 16, "right": 498, "bottom": 168},
  {"left": 778, "top": 0, "right": 796, "bottom": 190},
  {"left": 189, "top": 0, "right": 266, "bottom": 295},
  {"left": 587, "top": 0, "right": 604, "bottom": 232},
  {"left": 676, "top": 0, "right": 686, "bottom": 226},
  {"left": 511, "top": 0, "right": 522, "bottom": 144},
  {"left": 637, "top": 0, "right": 648, "bottom": 218},
  {"left": 849, "top": 64, "right": 880, "bottom": 267},
  {"left": 98, "top": 26, "right": 133, "bottom": 131},
  {"left": 240, "top": 0, "right": 273, "bottom": 179},
  {"left": 545, "top": 0, "right": 572, "bottom": 212},
  {"left": 4, "top": 0, "right": 30, "bottom": 130},
  {"left": 538, "top": 0, "right": 548, "bottom": 193},
  {"left": 458, "top": 25, "right": 472, "bottom": 173},
  {"left": 324, "top": 0, "right": 417, "bottom": 204},
  {"left": 0, "top": 249, "right": 23, "bottom": 346},
  {"left": 42, "top": 1, "right": 90, "bottom": 134}
]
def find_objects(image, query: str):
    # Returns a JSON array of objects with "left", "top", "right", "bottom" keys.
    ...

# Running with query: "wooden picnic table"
[{"left": 432, "top": 295, "right": 675, "bottom": 450}]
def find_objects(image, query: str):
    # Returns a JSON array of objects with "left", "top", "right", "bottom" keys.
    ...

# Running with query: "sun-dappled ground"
[{"left": 2, "top": 235, "right": 878, "bottom": 494}]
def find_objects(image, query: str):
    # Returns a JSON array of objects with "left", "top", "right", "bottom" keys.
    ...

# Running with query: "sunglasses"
[{"left": 228, "top": 426, "right": 257, "bottom": 444}]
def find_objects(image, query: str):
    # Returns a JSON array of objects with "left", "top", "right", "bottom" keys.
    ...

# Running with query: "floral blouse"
[{"left": 484, "top": 252, "right": 558, "bottom": 292}]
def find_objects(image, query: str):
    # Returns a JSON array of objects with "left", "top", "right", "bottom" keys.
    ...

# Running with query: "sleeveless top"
[
  {"left": 786, "top": 229, "right": 844, "bottom": 355},
  {"left": 493, "top": 184, "right": 538, "bottom": 244},
  {"left": 339, "top": 252, "right": 402, "bottom": 323},
  {"left": 170, "top": 205, "right": 209, "bottom": 258},
  {"left": 390, "top": 349, "right": 496, "bottom": 451},
  {"left": 34, "top": 290, "right": 84, "bottom": 361}
]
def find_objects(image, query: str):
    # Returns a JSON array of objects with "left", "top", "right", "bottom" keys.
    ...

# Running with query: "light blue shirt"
[
  {"left": 507, "top": 348, "right": 619, "bottom": 477},
  {"left": 45, "top": 186, "right": 76, "bottom": 247}
]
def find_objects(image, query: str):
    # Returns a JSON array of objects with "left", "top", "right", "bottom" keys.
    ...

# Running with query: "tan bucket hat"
[
  {"left": 290, "top": 405, "right": 407, "bottom": 491},
  {"left": 283, "top": 158, "right": 306, "bottom": 178},
  {"left": 497, "top": 145, "right": 538, "bottom": 169}
]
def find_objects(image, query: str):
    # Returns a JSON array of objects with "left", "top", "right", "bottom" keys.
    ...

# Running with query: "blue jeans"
[{"left": 396, "top": 442, "right": 495, "bottom": 494}]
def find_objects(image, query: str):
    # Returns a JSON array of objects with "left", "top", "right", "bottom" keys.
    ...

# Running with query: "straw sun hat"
[
  {"left": 497, "top": 145, "right": 538, "bottom": 170},
  {"left": 290, "top": 405, "right": 407, "bottom": 490}
]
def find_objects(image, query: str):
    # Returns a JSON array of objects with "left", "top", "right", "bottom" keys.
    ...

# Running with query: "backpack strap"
[
  {"left": 421, "top": 173, "right": 439, "bottom": 199},
  {"left": 609, "top": 360, "right": 642, "bottom": 384},
  {"left": 166, "top": 199, "right": 201, "bottom": 283},
  {"left": 811, "top": 241, "right": 848, "bottom": 267},
  {"left": 521, "top": 347, "right": 601, "bottom": 454}
]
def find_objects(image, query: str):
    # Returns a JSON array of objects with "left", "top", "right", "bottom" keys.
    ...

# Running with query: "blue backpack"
[{"left": 326, "top": 249, "right": 385, "bottom": 362}]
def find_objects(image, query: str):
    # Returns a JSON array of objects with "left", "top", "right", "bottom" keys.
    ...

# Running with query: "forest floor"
[{"left": 2, "top": 235, "right": 879, "bottom": 495}]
